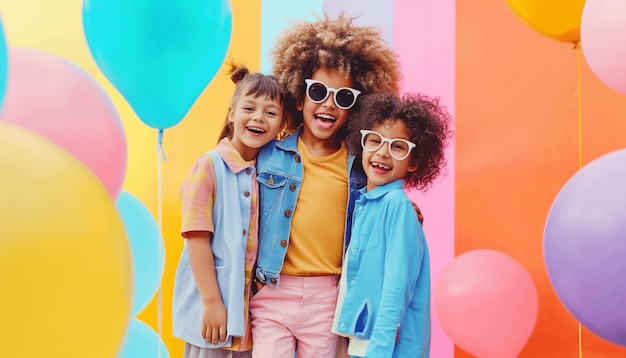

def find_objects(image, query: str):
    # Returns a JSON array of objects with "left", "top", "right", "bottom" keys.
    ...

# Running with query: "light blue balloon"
[
  {"left": 83, "top": 0, "right": 232, "bottom": 129},
  {"left": 115, "top": 191, "right": 165, "bottom": 316},
  {"left": 118, "top": 318, "right": 170, "bottom": 358},
  {"left": 0, "top": 19, "right": 8, "bottom": 109}
]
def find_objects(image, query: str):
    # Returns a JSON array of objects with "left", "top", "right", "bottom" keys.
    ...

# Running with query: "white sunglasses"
[
  {"left": 360, "top": 130, "right": 416, "bottom": 160},
  {"left": 304, "top": 79, "right": 361, "bottom": 109}
]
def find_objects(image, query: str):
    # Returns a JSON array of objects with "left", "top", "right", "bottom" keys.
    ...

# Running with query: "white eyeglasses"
[
  {"left": 360, "top": 130, "right": 416, "bottom": 160},
  {"left": 304, "top": 79, "right": 361, "bottom": 109}
]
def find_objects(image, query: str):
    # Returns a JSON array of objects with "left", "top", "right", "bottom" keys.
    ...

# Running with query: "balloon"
[
  {"left": 435, "top": 249, "right": 538, "bottom": 358},
  {"left": 0, "top": 0, "right": 98, "bottom": 74},
  {"left": 0, "top": 122, "right": 132, "bottom": 358},
  {"left": 0, "top": 20, "right": 6, "bottom": 108},
  {"left": 83, "top": 0, "right": 233, "bottom": 130},
  {"left": 116, "top": 191, "right": 165, "bottom": 316},
  {"left": 544, "top": 148, "right": 626, "bottom": 346},
  {"left": 581, "top": 0, "right": 626, "bottom": 95},
  {"left": 118, "top": 318, "right": 170, "bottom": 358},
  {"left": 0, "top": 47, "right": 127, "bottom": 198},
  {"left": 505, "top": 0, "right": 586, "bottom": 43}
]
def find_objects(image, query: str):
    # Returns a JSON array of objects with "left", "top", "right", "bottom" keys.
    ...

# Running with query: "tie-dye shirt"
[{"left": 179, "top": 138, "right": 258, "bottom": 351}]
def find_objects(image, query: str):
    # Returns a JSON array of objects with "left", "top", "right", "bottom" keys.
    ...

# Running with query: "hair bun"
[{"left": 230, "top": 65, "right": 250, "bottom": 84}]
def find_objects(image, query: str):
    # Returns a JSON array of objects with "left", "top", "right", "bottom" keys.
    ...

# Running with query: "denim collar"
[{"left": 276, "top": 128, "right": 303, "bottom": 152}]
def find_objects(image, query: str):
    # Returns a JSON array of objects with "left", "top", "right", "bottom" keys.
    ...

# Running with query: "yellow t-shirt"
[{"left": 281, "top": 139, "right": 348, "bottom": 276}]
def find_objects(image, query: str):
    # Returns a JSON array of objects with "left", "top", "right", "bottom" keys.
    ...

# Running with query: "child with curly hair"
[
  {"left": 333, "top": 93, "right": 453, "bottom": 358},
  {"left": 172, "top": 65, "right": 286, "bottom": 358},
  {"left": 250, "top": 14, "right": 404, "bottom": 358}
]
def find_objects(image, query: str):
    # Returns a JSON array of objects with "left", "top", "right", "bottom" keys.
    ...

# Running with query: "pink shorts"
[{"left": 250, "top": 274, "right": 340, "bottom": 358}]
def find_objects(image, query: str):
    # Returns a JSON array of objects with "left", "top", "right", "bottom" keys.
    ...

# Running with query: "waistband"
[{"left": 277, "top": 274, "right": 339, "bottom": 289}]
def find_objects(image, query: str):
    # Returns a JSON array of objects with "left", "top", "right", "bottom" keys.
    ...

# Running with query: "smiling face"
[
  {"left": 297, "top": 67, "right": 355, "bottom": 153},
  {"left": 228, "top": 88, "right": 284, "bottom": 161},
  {"left": 362, "top": 119, "right": 418, "bottom": 192}
]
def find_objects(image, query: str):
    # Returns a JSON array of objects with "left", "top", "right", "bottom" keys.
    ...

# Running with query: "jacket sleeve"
[{"left": 365, "top": 199, "right": 423, "bottom": 357}]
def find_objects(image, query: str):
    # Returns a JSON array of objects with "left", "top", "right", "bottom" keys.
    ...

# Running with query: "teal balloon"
[
  {"left": 83, "top": 0, "right": 232, "bottom": 129},
  {"left": 118, "top": 318, "right": 170, "bottom": 358},
  {"left": 115, "top": 191, "right": 165, "bottom": 316},
  {"left": 0, "top": 19, "right": 7, "bottom": 109}
]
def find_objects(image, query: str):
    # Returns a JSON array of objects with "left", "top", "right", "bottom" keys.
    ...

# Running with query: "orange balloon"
[
  {"left": 0, "top": 123, "right": 132, "bottom": 358},
  {"left": 505, "top": 0, "right": 586, "bottom": 43}
]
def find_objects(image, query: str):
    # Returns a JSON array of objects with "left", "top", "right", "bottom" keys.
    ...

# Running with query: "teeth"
[
  {"left": 247, "top": 127, "right": 266, "bottom": 134},
  {"left": 315, "top": 113, "right": 336, "bottom": 122},
  {"left": 372, "top": 162, "right": 391, "bottom": 170}
]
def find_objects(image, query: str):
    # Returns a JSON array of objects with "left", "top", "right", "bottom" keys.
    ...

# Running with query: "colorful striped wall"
[{"left": 2, "top": 0, "right": 626, "bottom": 357}]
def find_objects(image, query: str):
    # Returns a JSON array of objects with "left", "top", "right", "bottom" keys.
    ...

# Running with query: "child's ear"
[
  {"left": 296, "top": 98, "right": 304, "bottom": 111},
  {"left": 408, "top": 161, "right": 418, "bottom": 173},
  {"left": 227, "top": 107, "right": 234, "bottom": 122}
]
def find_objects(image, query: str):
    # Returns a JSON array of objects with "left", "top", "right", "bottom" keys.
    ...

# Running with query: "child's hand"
[
  {"left": 201, "top": 300, "right": 228, "bottom": 344},
  {"left": 411, "top": 201, "right": 424, "bottom": 225}
]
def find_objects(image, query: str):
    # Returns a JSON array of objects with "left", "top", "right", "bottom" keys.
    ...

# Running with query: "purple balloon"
[{"left": 544, "top": 148, "right": 626, "bottom": 346}]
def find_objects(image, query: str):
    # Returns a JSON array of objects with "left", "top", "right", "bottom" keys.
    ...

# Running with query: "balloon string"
[
  {"left": 156, "top": 129, "right": 165, "bottom": 358},
  {"left": 576, "top": 42, "right": 583, "bottom": 358},
  {"left": 577, "top": 44, "right": 583, "bottom": 170},
  {"left": 158, "top": 129, "right": 168, "bottom": 163}
]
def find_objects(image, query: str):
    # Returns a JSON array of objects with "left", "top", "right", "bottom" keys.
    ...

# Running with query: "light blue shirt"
[
  {"left": 172, "top": 148, "right": 254, "bottom": 348},
  {"left": 334, "top": 179, "right": 431, "bottom": 357}
]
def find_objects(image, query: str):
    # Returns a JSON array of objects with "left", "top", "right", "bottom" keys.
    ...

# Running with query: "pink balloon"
[
  {"left": 581, "top": 0, "right": 626, "bottom": 95},
  {"left": 0, "top": 47, "right": 126, "bottom": 198},
  {"left": 435, "top": 249, "right": 538, "bottom": 358}
]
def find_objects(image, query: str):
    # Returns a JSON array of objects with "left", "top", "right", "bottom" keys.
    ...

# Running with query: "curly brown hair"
[
  {"left": 346, "top": 93, "right": 454, "bottom": 190},
  {"left": 271, "top": 13, "right": 402, "bottom": 136}
]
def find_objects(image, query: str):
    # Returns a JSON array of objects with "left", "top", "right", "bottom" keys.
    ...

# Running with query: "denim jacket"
[{"left": 255, "top": 130, "right": 367, "bottom": 286}]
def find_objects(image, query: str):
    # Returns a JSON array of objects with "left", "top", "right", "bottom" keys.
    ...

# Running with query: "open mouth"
[
  {"left": 314, "top": 113, "right": 336, "bottom": 123},
  {"left": 247, "top": 126, "right": 266, "bottom": 134},
  {"left": 371, "top": 162, "right": 391, "bottom": 171}
]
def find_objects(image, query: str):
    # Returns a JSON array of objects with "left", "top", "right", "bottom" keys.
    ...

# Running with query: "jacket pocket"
[
  {"left": 353, "top": 300, "right": 374, "bottom": 339},
  {"left": 365, "top": 226, "right": 382, "bottom": 250},
  {"left": 257, "top": 172, "right": 290, "bottom": 221},
  {"left": 257, "top": 172, "right": 288, "bottom": 189}
]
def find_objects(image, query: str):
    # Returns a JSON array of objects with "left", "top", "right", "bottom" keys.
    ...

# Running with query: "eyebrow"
[{"left": 240, "top": 98, "right": 282, "bottom": 108}]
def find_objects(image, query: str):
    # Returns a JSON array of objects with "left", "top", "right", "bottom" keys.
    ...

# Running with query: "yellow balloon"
[
  {"left": 0, "top": 123, "right": 132, "bottom": 358},
  {"left": 0, "top": 0, "right": 98, "bottom": 74},
  {"left": 505, "top": 0, "right": 586, "bottom": 43}
]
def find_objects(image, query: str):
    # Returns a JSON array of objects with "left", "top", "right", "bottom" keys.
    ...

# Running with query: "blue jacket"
[
  {"left": 172, "top": 150, "right": 253, "bottom": 348},
  {"left": 255, "top": 130, "right": 367, "bottom": 286},
  {"left": 334, "top": 180, "right": 431, "bottom": 357}
]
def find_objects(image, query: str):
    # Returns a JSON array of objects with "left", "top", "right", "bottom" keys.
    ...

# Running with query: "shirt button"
[
  {"left": 351, "top": 249, "right": 356, "bottom": 254},
  {"left": 351, "top": 280, "right": 356, "bottom": 285},
  {"left": 280, "top": 240, "right": 287, "bottom": 247},
  {"left": 244, "top": 191, "right": 250, "bottom": 197},
  {"left": 242, "top": 229, "right": 247, "bottom": 236},
  {"left": 245, "top": 168, "right": 252, "bottom": 175},
  {"left": 358, "top": 206, "right": 363, "bottom": 211},
  {"left": 340, "top": 322, "right": 346, "bottom": 328},
  {"left": 284, "top": 209, "right": 292, "bottom": 217},
  {"left": 289, "top": 184, "right": 296, "bottom": 191},
  {"left": 268, "top": 176, "right": 275, "bottom": 185},
  {"left": 270, "top": 278, "right": 277, "bottom": 284},
  {"left": 294, "top": 155, "right": 301, "bottom": 163}
]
